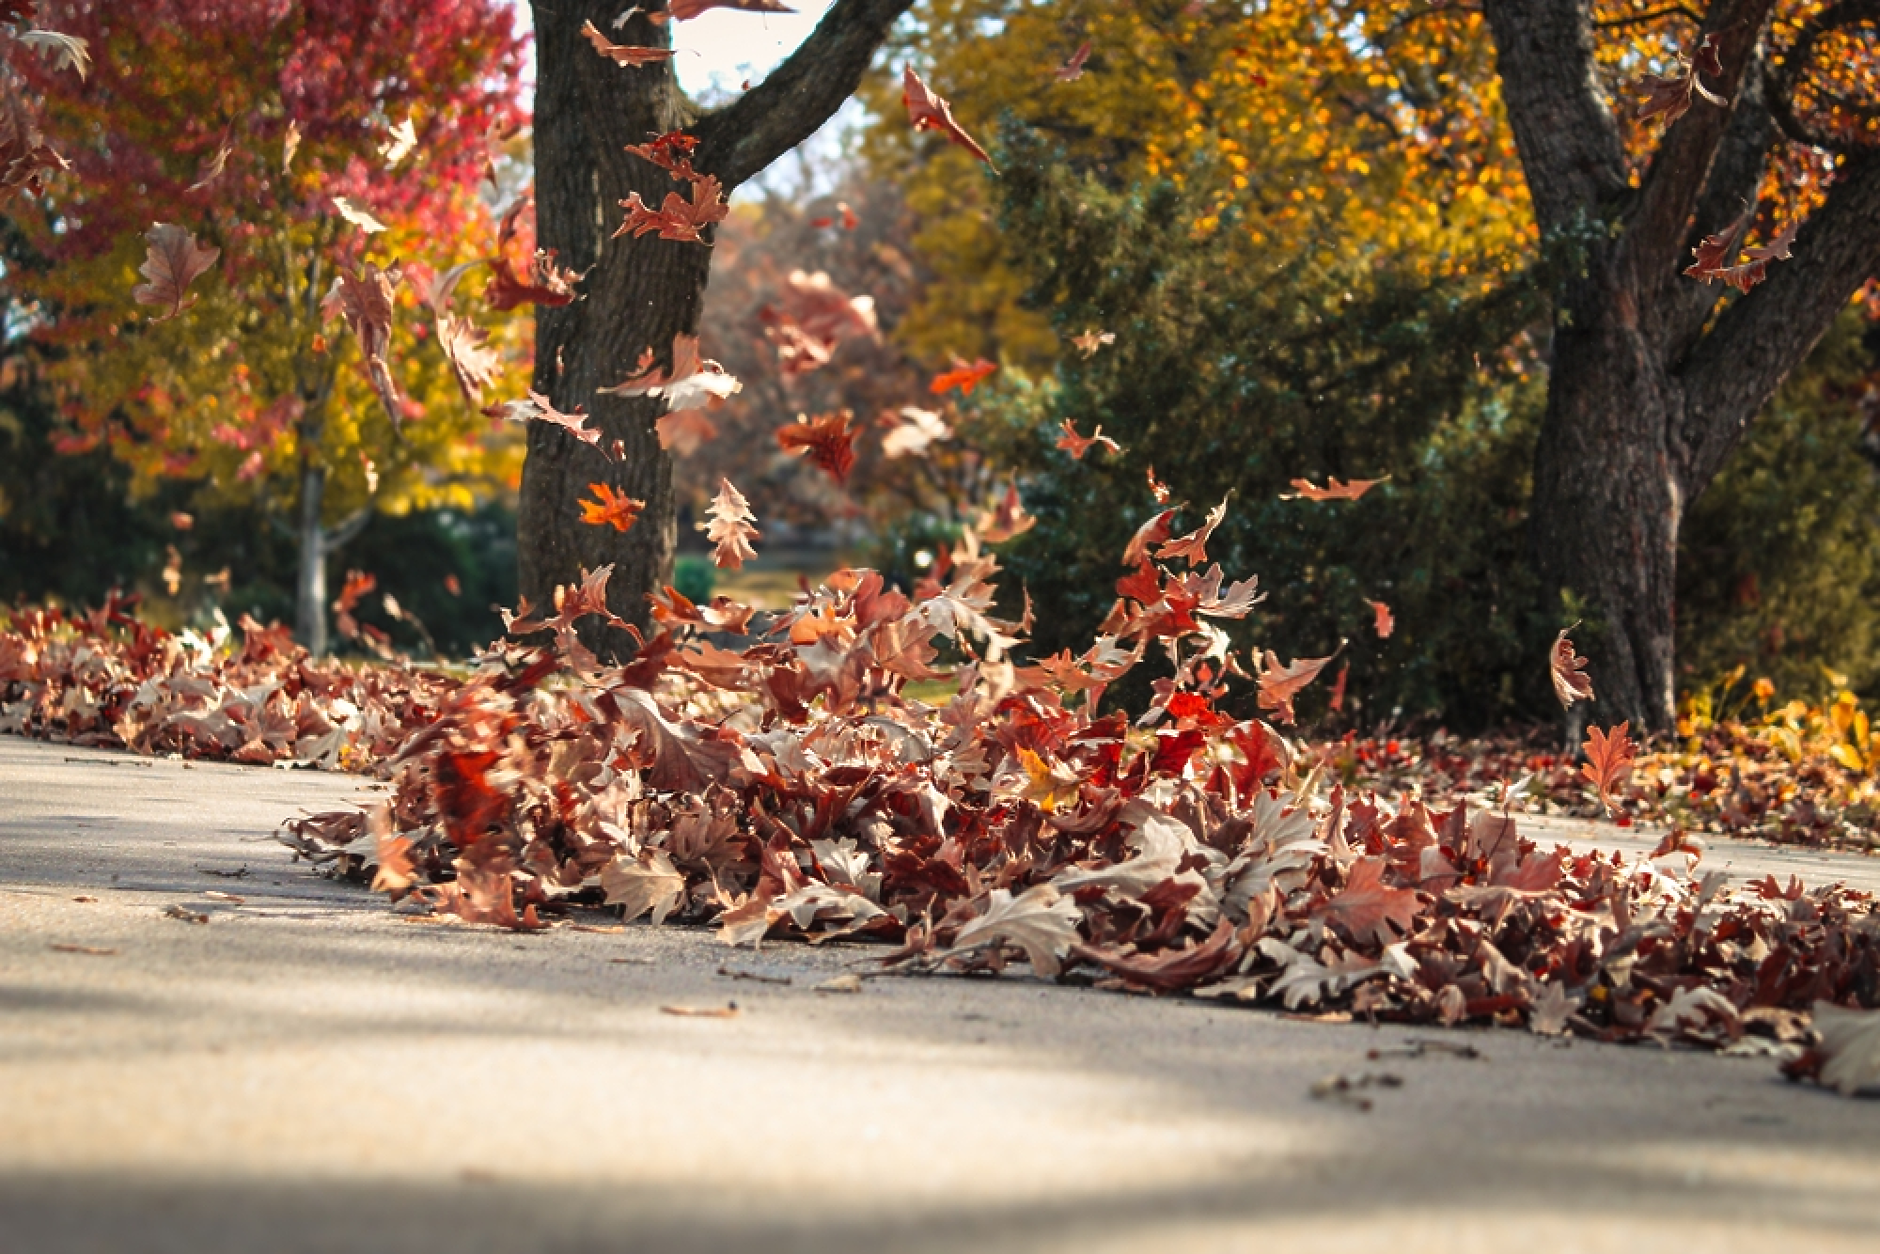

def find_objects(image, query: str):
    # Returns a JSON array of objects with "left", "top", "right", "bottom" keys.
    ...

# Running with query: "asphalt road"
[{"left": 3, "top": 734, "right": 1878, "bottom": 1254}]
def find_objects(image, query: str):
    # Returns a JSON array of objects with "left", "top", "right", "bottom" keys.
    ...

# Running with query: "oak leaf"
[
  {"left": 601, "top": 849, "right": 686, "bottom": 924},
  {"left": 1636, "top": 34, "right": 1728, "bottom": 125},
  {"left": 489, "top": 391, "right": 607, "bottom": 454},
  {"left": 331, "top": 195, "right": 388, "bottom": 234},
  {"left": 1806, "top": 1001, "right": 1880, "bottom": 1096},
  {"left": 656, "top": 408, "right": 718, "bottom": 455},
  {"left": 1257, "top": 649, "right": 1336, "bottom": 724},
  {"left": 702, "top": 478, "right": 760, "bottom": 569},
  {"left": 1581, "top": 720, "right": 1637, "bottom": 815},
  {"left": 775, "top": 411, "right": 857, "bottom": 484},
  {"left": 615, "top": 173, "right": 727, "bottom": 244},
  {"left": 1054, "top": 41, "right": 1092, "bottom": 83},
  {"left": 1366, "top": 599, "right": 1394, "bottom": 639},
  {"left": 581, "top": 19, "right": 676, "bottom": 65},
  {"left": 948, "top": 883, "right": 1082, "bottom": 977},
  {"left": 321, "top": 261, "right": 404, "bottom": 427},
  {"left": 1157, "top": 497, "right": 1228, "bottom": 567},
  {"left": 1057, "top": 419, "right": 1120, "bottom": 460},
  {"left": 578, "top": 483, "right": 645, "bottom": 532},
  {"left": 1313, "top": 857, "right": 1419, "bottom": 947},
  {"left": 1684, "top": 211, "right": 1798, "bottom": 294},
  {"left": 1282, "top": 475, "right": 1386, "bottom": 501},
  {"left": 881, "top": 406, "right": 952, "bottom": 459},
  {"left": 1550, "top": 626, "right": 1594, "bottom": 707},
  {"left": 131, "top": 223, "right": 219, "bottom": 322}
]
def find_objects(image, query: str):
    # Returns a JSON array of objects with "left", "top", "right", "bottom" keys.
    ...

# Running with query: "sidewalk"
[{"left": 4, "top": 734, "right": 1878, "bottom": 1253}]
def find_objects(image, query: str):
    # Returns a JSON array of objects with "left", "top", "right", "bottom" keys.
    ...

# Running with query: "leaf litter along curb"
[{"left": 5, "top": 518, "right": 1880, "bottom": 1088}]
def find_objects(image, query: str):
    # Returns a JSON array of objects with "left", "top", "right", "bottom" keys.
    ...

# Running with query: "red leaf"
[
  {"left": 1366, "top": 599, "right": 1394, "bottom": 639},
  {"left": 1121, "top": 508, "right": 1177, "bottom": 567},
  {"left": 1684, "top": 211, "right": 1798, "bottom": 294},
  {"left": 615, "top": 172, "right": 728, "bottom": 244},
  {"left": 902, "top": 65, "right": 992, "bottom": 166},
  {"left": 1282, "top": 475, "right": 1386, "bottom": 502},
  {"left": 776, "top": 411, "right": 857, "bottom": 484},
  {"left": 1056, "top": 419, "right": 1121, "bottom": 460},
  {"left": 1582, "top": 721, "right": 1637, "bottom": 815},
  {"left": 1054, "top": 41, "right": 1092, "bottom": 83},
  {"left": 581, "top": 19, "right": 675, "bottom": 65},
  {"left": 131, "top": 223, "right": 219, "bottom": 322},
  {"left": 929, "top": 357, "right": 997, "bottom": 395},
  {"left": 1156, "top": 498, "right": 1227, "bottom": 567}
]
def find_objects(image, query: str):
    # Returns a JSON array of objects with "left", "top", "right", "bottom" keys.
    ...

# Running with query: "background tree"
[
  {"left": 7, "top": 0, "right": 527, "bottom": 654},
  {"left": 522, "top": 0, "right": 914, "bottom": 654},
  {"left": 1483, "top": 0, "right": 1880, "bottom": 728}
]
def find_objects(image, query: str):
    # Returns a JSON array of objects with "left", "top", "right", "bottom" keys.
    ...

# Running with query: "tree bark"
[
  {"left": 1484, "top": 0, "right": 1880, "bottom": 729},
  {"left": 521, "top": 0, "right": 914, "bottom": 659}
]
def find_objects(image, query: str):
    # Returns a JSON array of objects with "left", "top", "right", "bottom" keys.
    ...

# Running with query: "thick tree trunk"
[
  {"left": 521, "top": 0, "right": 914, "bottom": 659},
  {"left": 1530, "top": 265, "right": 1684, "bottom": 729},
  {"left": 295, "top": 456, "right": 328, "bottom": 658}
]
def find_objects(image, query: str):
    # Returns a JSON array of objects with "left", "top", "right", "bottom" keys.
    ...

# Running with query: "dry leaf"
[{"left": 131, "top": 223, "right": 220, "bottom": 322}]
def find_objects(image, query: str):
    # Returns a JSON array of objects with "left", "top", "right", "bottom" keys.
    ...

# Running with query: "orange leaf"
[
  {"left": 1582, "top": 721, "right": 1637, "bottom": 816},
  {"left": 1282, "top": 475, "right": 1387, "bottom": 502},
  {"left": 775, "top": 411, "right": 857, "bottom": 484},
  {"left": 578, "top": 483, "right": 644, "bottom": 533},
  {"left": 929, "top": 357, "right": 997, "bottom": 396},
  {"left": 1257, "top": 649, "right": 1336, "bottom": 724},
  {"left": 1366, "top": 599, "right": 1394, "bottom": 639},
  {"left": 1057, "top": 418, "right": 1120, "bottom": 460}
]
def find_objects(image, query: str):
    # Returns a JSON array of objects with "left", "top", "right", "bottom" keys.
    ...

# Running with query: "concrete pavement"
[{"left": 4, "top": 734, "right": 1879, "bottom": 1254}]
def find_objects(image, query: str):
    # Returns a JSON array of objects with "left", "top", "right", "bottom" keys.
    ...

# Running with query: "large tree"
[
  {"left": 1483, "top": 0, "right": 1880, "bottom": 728},
  {"left": 521, "top": 0, "right": 914, "bottom": 653}
]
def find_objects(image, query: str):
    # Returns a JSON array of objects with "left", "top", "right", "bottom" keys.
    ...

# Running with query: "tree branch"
[
  {"left": 321, "top": 508, "right": 372, "bottom": 555},
  {"left": 1482, "top": 0, "right": 1632, "bottom": 233},
  {"left": 692, "top": 0, "right": 916, "bottom": 191},
  {"left": 1623, "top": 0, "right": 1780, "bottom": 290},
  {"left": 1676, "top": 153, "right": 1880, "bottom": 491}
]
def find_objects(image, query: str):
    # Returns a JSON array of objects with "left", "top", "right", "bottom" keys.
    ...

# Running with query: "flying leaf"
[
  {"left": 1121, "top": 507, "right": 1177, "bottom": 567},
  {"left": 332, "top": 569, "right": 377, "bottom": 640},
  {"left": 615, "top": 173, "right": 727, "bottom": 244},
  {"left": 1550, "top": 626, "right": 1594, "bottom": 707},
  {"left": 1070, "top": 327, "right": 1114, "bottom": 357},
  {"left": 1054, "top": 41, "right": 1092, "bottom": 83},
  {"left": 332, "top": 195, "right": 388, "bottom": 234},
  {"left": 1145, "top": 466, "right": 1172, "bottom": 504},
  {"left": 281, "top": 119, "right": 301, "bottom": 175},
  {"left": 948, "top": 883, "right": 1082, "bottom": 977},
  {"left": 902, "top": 65, "right": 992, "bottom": 166},
  {"left": 655, "top": 408, "right": 718, "bottom": 455},
  {"left": 702, "top": 478, "right": 759, "bottom": 569},
  {"left": 1056, "top": 419, "right": 1120, "bottom": 460},
  {"left": 17, "top": 29, "right": 88, "bottom": 79},
  {"left": 1581, "top": 721, "right": 1637, "bottom": 816},
  {"left": 977, "top": 482, "right": 1036, "bottom": 543},
  {"left": 1157, "top": 497, "right": 1228, "bottom": 567},
  {"left": 1257, "top": 650, "right": 1336, "bottom": 724},
  {"left": 1366, "top": 599, "right": 1394, "bottom": 639},
  {"left": 435, "top": 314, "right": 501, "bottom": 406},
  {"left": 187, "top": 128, "right": 234, "bottom": 192},
  {"left": 379, "top": 117, "right": 418, "bottom": 167},
  {"left": 321, "top": 262, "right": 403, "bottom": 427},
  {"left": 776, "top": 411, "right": 857, "bottom": 484},
  {"left": 582, "top": 19, "right": 676, "bottom": 65},
  {"left": 488, "top": 390, "right": 607, "bottom": 453},
  {"left": 929, "top": 357, "right": 997, "bottom": 396},
  {"left": 881, "top": 406, "right": 952, "bottom": 459},
  {"left": 1313, "top": 857, "right": 1419, "bottom": 947},
  {"left": 1282, "top": 475, "right": 1387, "bottom": 501},
  {"left": 131, "top": 223, "right": 219, "bottom": 322},
  {"left": 579, "top": 483, "right": 645, "bottom": 532}
]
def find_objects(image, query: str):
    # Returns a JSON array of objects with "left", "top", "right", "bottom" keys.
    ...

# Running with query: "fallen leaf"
[
  {"left": 814, "top": 973, "right": 864, "bottom": 994},
  {"left": 1802, "top": 1001, "right": 1880, "bottom": 1096},
  {"left": 163, "top": 904, "right": 208, "bottom": 924},
  {"left": 1367, "top": 599, "right": 1394, "bottom": 639},
  {"left": 947, "top": 883, "right": 1081, "bottom": 977},
  {"left": 1582, "top": 721, "right": 1637, "bottom": 816},
  {"left": 776, "top": 411, "right": 857, "bottom": 484},
  {"left": 1313, "top": 857, "right": 1419, "bottom": 946},
  {"left": 660, "top": 1002, "right": 740, "bottom": 1018},
  {"left": 50, "top": 943, "right": 116, "bottom": 955}
]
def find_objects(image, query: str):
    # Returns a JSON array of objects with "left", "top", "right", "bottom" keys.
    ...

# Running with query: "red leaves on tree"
[
  {"left": 578, "top": 483, "right": 645, "bottom": 532},
  {"left": 1282, "top": 475, "right": 1387, "bottom": 502},
  {"left": 902, "top": 65, "right": 992, "bottom": 166},
  {"left": 1684, "top": 210, "right": 1799, "bottom": 294},
  {"left": 131, "top": 223, "right": 219, "bottom": 322},
  {"left": 1582, "top": 720, "right": 1638, "bottom": 816},
  {"left": 1636, "top": 33, "right": 1728, "bottom": 125},
  {"left": 1056, "top": 418, "right": 1120, "bottom": 460},
  {"left": 580, "top": 19, "right": 675, "bottom": 66},
  {"left": 703, "top": 478, "right": 760, "bottom": 569},
  {"left": 929, "top": 357, "right": 997, "bottom": 395},
  {"left": 1550, "top": 625, "right": 1594, "bottom": 707},
  {"left": 776, "top": 410, "right": 858, "bottom": 484}
]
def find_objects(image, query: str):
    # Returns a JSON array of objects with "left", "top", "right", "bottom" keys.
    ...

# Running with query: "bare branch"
[
  {"left": 1592, "top": 4, "right": 1704, "bottom": 29},
  {"left": 692, "top": 0, "right": 916, "bottom": 191}
]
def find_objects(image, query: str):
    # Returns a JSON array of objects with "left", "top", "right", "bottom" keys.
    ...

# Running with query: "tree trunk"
[
  {"left": 1484, "top": 0, "right": 1880, "bottom": 730},
  {"left": 1529, "top": 264, "right": 1684, "bottom": 729},
  {"left": 295, "top": 455, "right": 328, "bottom": 657},
  {"left": 521, "top": 0, "right": 914, "bottom": 659}
]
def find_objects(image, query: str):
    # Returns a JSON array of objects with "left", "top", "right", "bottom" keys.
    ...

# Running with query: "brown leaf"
[
  {"left": 581, "top": 19, "right": 676, "bottom": 65},
  {"left": 1550, "top": 625, "right": 1594, "bottom": 707},
  {"left": 902, "top": 65, "right": 992, "bottom": 166},
  {"left": 1313, "top": 857, "right": 1418, "bottom": 946},
  {"left": 659, "top": 1002, "right": 740, "bottom": 1017},
  {"left": 131, "top": 223, "right": 219, "bottom": 322},
  {"left": 776, "top": 411, "right": 857, "bottom": 484},
  {"left": 702, "top": 478, "right": 760, "bottom": 570},
  {"left": 602, "top": 849, "right": 686, "bottom": 924},
  {"left": 1282, "top": 475, "right": 1387, "bottom": 502},
  {"left": 321, "top": 261, "right": 404, "bottom": 427},
  {"left": 1257, "top": 650, "right": 1335, "bottom": 724},
  {"left": 1056, "top": 419, "right": 1120, "bottom": 460}
]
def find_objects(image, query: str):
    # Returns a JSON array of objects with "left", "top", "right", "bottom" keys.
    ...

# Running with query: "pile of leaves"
[
  {"left": 0, "top": 595, "right": 455, "bottom": 769},
  {"left": 265, "top": 515, "right": 1880, "bottom": 1051}
]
